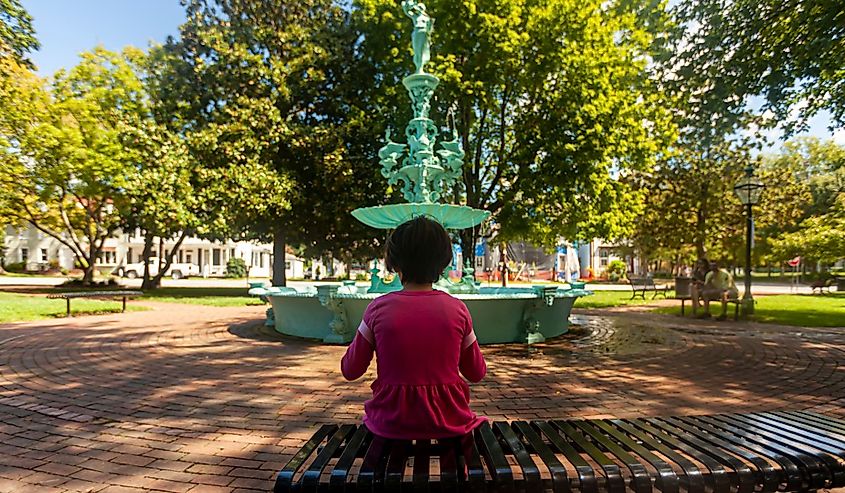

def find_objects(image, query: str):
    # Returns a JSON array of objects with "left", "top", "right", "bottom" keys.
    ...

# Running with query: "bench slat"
[
  {"left": 633, "top": 418, "right": 730, "bottom": 493},
  {"left": 303, "top": 424, "right": 355, "bottom": 493},
  {"left": 494, "top": 422, "right": 541, "bottom": 493},
  {"left": 709, "top": 414, "right": 833, "bottom": 489},
  {"left": 572, "top": 420, "right": 653, "bottom": 493},
  {"left": 660, "top": 416, "right": 761, "bottom": 493},
  {"left": 769, "top": 411, "right": 845, "bottom": 444},
  {"left": 789, "top": 410, "right": 845, "bottom": 435},
  {"left": 590, "top": 420, "right": 679, "bottom": 493},
  {"left": 359, "top": 433, "right": 389, "bottom": 493},
  {"left": 385, "top": 440, "right": 410, "bottom": 493},
  {"left": 552, "top": 420, "right": 626, "bottom": 493},
  {"left": 737, "top": 413, "right": 845, "bottom": 463},
  {"left": 276, "top": 424, "right": 336, "bottom": 493},
  {"left": 276, "top": 413, "right": 845, "bottom": 493},
  {"left": 476, "top": 422, "right": 513, "bottom": 493},
  {"left": 535, "top": 420, "right": 598, "bottom": 493},
  {"left": 612, "top": 418, "right": 709, "bottom": 493},
  {"left": 411, "top": 439, "right": 430, "bottom": 493},
  {"left": 513, "top": 421, "right": 570, "bottom": 493},
  {"left": 329, "top": 425, "right": 369, "bottom": 491},
  {"left": 684, "top": 415, "right": 806, "bottom": 491},
  {"left": 460, "top": 431, "right": 485, "bottom": 492}
]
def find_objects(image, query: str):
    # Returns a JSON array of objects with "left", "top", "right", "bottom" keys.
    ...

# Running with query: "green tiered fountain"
[
  {"left": 352, "top": 1, "right": 490, "bottom": 233},
  {"left": 251, "top": 0, "right": 590, "bottom": 344}
]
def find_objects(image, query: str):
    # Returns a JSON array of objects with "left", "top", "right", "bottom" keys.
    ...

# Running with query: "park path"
[{"left": 0, "top": 302, "right": 844, "bottom": 492}]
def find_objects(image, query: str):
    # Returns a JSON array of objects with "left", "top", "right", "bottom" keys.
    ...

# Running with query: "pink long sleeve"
[
  {"left": 459, "top": 341, "right": 486, "bottom": 383},
  {"left": 341, "top": 331, "right": 374, "bottom": 381}
]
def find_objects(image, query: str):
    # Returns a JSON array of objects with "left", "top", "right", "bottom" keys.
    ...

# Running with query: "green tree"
[
  {"left": 354, "top": 0, "right": 676, "bottom": 261},
  {"left": 120, "top": 119, "right": 207, "bottom": 289},
  {"left": 0, "top": 0, "right": 38, "bottom": 68},
  {"left": 767, "top": 138, "right": 845, "bottom": 267},
  {"left": 671, "top": 0, "right": 845, "bottom": 133},
  {"left": 153, "top": 0, "right": 384, "bottom": 286},
  {"left": 0, "top": 47, "right": 144, "bottom": 284}
]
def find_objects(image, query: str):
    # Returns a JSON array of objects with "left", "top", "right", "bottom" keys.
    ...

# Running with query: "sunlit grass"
[
  {"left": 655, "top": 293, "right": 845, "bottom": 327},
  {"left": 0, "top": 292, "right": 146, "bottom": 323},
  {"left": 574, "top": 289, "right": 675, "bottom": 309}
]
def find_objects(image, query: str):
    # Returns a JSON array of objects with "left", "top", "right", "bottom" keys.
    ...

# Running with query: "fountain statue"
[{"left": 251, "top": 1, "right": 590, "bottom": 344}]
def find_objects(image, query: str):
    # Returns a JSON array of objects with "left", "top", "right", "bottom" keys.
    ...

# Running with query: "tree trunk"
[
  {"left": 82, "top": 241, "right": 98, "bottom": 286},
  {"left": 145, "top": 232, "right": 189, "bottom": 290},
  {"left": 500, "top": 243, "right": 508, "bottom": 287},
  {"left": 273, "top": 226, "right": 287, "bottom": 287},
  {"left": 82, "top": 264, "right": 96, "bottom": 285},
  {"left": 141, "top": 234, "right": 155, "bottom": 290},
  {"left": 459, "top": 228, "right": 477, "bottom": 278}
]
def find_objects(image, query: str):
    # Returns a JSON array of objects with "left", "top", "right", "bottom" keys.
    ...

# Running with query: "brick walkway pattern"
[{"left": 0, "top": 302, "right": 843, "bottom": 492}]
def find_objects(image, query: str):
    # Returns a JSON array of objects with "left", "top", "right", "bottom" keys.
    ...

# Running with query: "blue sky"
[
  {"left": 24, "top": 0, "right": 185, "bottom": 75},
  {"left": 22, "top": 1, "right": 843, "bottom": 152}
]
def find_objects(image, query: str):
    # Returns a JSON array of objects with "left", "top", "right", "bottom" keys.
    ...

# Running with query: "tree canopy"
[
  {"left": 0, "top": 47, "right": 144, "bottom": 283},
  {"left": 153, "top": 0, "right": 387, "bottom": 285},
  {"left": 354, "top": 0, "right": 676, "bottom": 259},
  {"left": 671, "top": 0, "right": 845, "bottom": 134},
  {"left": 0, "top": 0, "right": 38, "bottom": 68}
]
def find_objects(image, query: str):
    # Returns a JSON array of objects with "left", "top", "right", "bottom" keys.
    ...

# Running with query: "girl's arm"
[
  {"left": 341, "top": 323, "right": 375, "bottom": 381},
  {"left": 459, "top": 334, "right": 486, "bottom": 383}
]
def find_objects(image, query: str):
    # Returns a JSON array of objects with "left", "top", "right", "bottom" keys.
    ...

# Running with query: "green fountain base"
[{"left": 250, "top": 285, "right": 591, "bottom": 345}]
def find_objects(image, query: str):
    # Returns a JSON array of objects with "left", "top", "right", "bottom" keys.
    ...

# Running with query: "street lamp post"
[{"left": 733, "top": 165, "right": 765, "bottom": 317}]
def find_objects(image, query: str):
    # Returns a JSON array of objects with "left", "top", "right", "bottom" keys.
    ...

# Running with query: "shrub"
[
  {"left": 606, "top": 260, "right": 627, "bottom": 282},
  {"left": 4, "top": 261, "right": 26, "bottom": 273},
  {"left": 355, "top": 273, "right": 369, "bottom": 281},
  {"left": 225, "top": 258, "right": 248, "bottom": 278}
]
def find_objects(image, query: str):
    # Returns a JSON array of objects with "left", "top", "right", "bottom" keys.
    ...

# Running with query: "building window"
[
  {"left": 475, "top": 257, "right": 484, "bottom": 269},
  {"left": 20, "top": 248, "right": 28, "bottom": 263},
  {"left": 127, "top": 248, "right": 133, "bottom": 264},
  {"left": 599, "top": 247, "right": 611, "bottom": 268},
  {"left": 41, "top": 248, "right": 48, "bottom": 262},
  {"left": 285, "top": 261, "right": 291, "bottom": 270},
  {"left": 186, "top": 253, "right": 192, "bottom": 264},
  {"left": 212, "top": 248, "right": 221, "bottom": 266}
]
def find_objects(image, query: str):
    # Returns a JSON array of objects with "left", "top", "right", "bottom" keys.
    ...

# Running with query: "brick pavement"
[{"left": 0, "top": 302, "right": 843, "bottom": 492}]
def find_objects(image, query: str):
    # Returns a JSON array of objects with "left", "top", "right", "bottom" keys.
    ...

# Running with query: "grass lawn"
[
  {"left": 141, "top": 287, "right": 264, "bottom": 307},
  {"left": 0, "top": 292, "right": 146, "bottom": 323},
  {"left": 655, "top": 293, "right": 845, "bottom": 327},
  {"left": 574, "top": 289, "right": 675, "bottom": 309}
]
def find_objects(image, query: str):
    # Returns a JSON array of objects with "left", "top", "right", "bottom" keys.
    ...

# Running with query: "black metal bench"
[
  {"left": 629, "top": 277, "right": 671, "bottom": 300},
  {"left": 276, "top": 411, "right": 845, "bottom": 493},
  {"left": 46, "top": 290, "right": 144, "bottom": 317}
]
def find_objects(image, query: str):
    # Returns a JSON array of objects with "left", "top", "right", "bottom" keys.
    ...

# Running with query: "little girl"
[{"left": 341, "top": 216, "right": 487, "bottom": 439}]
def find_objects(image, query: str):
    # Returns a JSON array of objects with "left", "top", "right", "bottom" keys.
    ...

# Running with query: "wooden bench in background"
[
  {"left": 47, "top": 290, "right": 144, "bottom": 317},
  {"left": 276, "top": 411, "right": 845, "bottom": 493}
]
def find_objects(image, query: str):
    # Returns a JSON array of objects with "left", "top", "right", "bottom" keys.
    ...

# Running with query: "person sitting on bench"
[
  {"left": 693, "top": 261, "right": 738, "bottom": 320},
  {"left": 340, "top": 216, "right": 487, "bottom": 439},
  {"left": 690, "top": 258, "right": 709, "bottom": 316}
]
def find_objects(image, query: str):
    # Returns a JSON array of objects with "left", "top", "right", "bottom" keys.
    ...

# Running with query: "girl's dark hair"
[{"left": 385, "top": 216, "right": 453, "bottom": 284}]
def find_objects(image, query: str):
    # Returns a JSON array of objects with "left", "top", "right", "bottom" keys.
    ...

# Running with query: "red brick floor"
[{"left": 0, "top": 302, "right": 843, "bottom": 492}]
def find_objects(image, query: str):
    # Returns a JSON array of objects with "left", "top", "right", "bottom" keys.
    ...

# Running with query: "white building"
[
  {"left": 3, "top": 225, "right": 305, "bottom": 280},
  {"left": 577, "top": 239, "right": 641, "bottom": 278}
]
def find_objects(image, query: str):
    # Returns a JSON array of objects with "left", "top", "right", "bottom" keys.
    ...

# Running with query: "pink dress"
[{"left": 341, "top": 290, "right": 487, "bottom": 439}]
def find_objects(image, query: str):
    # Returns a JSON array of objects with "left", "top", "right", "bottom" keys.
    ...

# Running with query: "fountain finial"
[{"left": 402, "top": 0, "right": 433, "bottom": 74}]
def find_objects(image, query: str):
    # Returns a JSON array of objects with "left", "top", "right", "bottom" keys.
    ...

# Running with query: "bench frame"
[{"left": 47, "top": 290, "right": 144, "bottom": 317}]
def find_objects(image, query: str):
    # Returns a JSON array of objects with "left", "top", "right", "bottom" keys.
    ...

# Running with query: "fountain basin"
[{"left": 250, "top": 285, "right": 591, "bottom": 344}]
